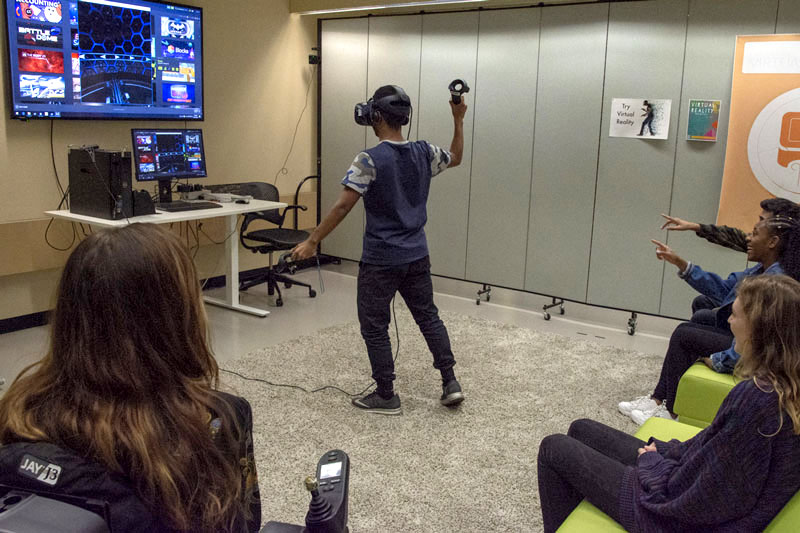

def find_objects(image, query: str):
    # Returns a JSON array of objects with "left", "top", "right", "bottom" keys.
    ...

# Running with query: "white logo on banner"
[{"left": 747, "top": 88, "right": 800, "bottom": 200}]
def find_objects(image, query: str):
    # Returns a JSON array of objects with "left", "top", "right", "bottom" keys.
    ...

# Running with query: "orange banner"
[{"left": 718, "top": 34, "right": 800, "bottom": 230}]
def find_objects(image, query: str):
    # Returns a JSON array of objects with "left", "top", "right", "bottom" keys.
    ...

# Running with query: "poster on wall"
[
  {"left": 687, "top": 99, "right": 721, "bottom": 142},
  {"left": 609, "top": 98, "right": 672, "bottom": 139},
  {"left": 717, "top": 35, "right": 800, "bottom": 229}
]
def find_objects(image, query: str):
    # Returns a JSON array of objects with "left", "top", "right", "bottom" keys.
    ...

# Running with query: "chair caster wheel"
[
  {"left": 627, "top": 326, "right": 635, "bottom": 335},
  {"left": 309, "top": 290, "right": 317, "bottom": 298},
  {"left": 476, "top": 299, "right": 481, "bottom": 305},
  {"left": 276, "top": 298, "right": 283, "bottom": 307},
  {"left": 559, "top": 306, "right": 565, "bottom": 315},
  {"left": 544, "top": 312, "right": 551, "bottom": 321},
  {"left": 284, "top": 282, "right": 292, "bottom": 289}
]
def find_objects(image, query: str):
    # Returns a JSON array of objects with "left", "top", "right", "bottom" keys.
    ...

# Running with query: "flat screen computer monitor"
[
  {"left": 4, "top": 0, "right": 204, "bottom": 120},
  {"left": 131, "top": 127, "right": 206, "bottom": 203}
]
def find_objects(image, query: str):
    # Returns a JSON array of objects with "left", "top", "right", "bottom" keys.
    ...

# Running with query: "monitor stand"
[{"left": 158, "top": 180, "right": 173, "bottom": 204}]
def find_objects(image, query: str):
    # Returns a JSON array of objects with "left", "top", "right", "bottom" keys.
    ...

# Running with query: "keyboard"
[{"left": 155, "top": 201, "right": 223, "bottom": 212}]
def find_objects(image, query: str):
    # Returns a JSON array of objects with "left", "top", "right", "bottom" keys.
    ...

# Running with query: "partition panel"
[
  {"left": 418, "top": 12, "right": 479, "bottom": 278},
  {"left": 366, "top": 15, "right": 423, "bottom": 139},
  {"left": 587, "top": 0, "right": 689, "bottom": 313},
  {"left": 525, "top": 3, "right": 608, "bottom": 301},
  {"left": 659, "top": 0, "right": 777, "bottom": 319},
  {"left": 777, "top": 0, "right": 800, "bottom": 32},
  {"left": 465, "top": 8, "right": 540, "bottom": 289},
  {"left": 320, "top": 18, "right": 368, "bottom": 261}
]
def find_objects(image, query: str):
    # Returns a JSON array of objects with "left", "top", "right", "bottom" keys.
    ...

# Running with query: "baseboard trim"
[
  {"left": 1, "top": 258, "right": 339, "bottom": 334},
  {"left": 0, "top": 311, "right": 51, "bottom": 335}
]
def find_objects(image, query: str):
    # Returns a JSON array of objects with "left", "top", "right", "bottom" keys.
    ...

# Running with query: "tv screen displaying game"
[{"left": 3, "top": 0, "right": 203, "bottom": 120}]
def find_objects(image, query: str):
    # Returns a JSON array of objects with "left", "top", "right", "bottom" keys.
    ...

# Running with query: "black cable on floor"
[{"left": 220, "top": 296, "right": 400, "bottom": 397}]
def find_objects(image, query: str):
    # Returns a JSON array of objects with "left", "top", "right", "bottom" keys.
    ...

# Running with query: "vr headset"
[{"left": 354, "top": 85, "right": 411, "bottom": 127}]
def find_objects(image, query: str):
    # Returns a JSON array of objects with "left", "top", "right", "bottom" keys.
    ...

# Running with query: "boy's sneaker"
[
  {"left": 618, "top": 395, "right": 658, "bottom": 417},
  {"left": 631, "top": 404, "right": 673, "bottom": 425},
  {"left": 351, "top": 391, "right": 402, "bottom": 415},
  {"left": 440, "top": 380, "right": 465, "bottom": 407}
]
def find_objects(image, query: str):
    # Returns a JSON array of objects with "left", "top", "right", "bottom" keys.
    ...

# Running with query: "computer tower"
[{"left": 68, "top": 149, "right": 133, "bottom": 220}]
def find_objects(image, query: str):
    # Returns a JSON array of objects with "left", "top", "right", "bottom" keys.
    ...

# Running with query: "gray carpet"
[{"left": 221, "top": 305, "right": 663, "bottom": 532}]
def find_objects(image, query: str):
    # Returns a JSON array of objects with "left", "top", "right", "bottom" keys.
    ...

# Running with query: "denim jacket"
[{"left": 680, "top": 261, "right": 785, "bottom": 373}]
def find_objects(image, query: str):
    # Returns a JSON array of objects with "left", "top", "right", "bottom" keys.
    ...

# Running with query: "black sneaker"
[
  {"left": 441, "top": 380, "right": 465, "bottom": 407},
  {"left": 351, "top": 391, "right": 402, "bottom": 415}
]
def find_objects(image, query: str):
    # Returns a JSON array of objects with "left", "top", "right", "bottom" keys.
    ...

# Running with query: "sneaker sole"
[
  {"left": 351, "top": 400, "right": 402, "bottom": 415},
  {"left": 440, "top": 392, "right": 465, "bottom": 407}
]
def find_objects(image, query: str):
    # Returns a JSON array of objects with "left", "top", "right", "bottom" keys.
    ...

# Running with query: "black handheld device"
[
  {"left": 260, "top": 450, "right": 351, "bottom": 533},
  {"left": 448, "top": 79, "right": 470, "bottom": 104},
  {"left": 275, "top": 252, "right": 297, "bottom": 275}
]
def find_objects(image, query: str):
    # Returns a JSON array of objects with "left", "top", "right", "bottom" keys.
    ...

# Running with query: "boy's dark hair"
[{"left": 372, "top": 85, "right": 410, "bottom": 130}]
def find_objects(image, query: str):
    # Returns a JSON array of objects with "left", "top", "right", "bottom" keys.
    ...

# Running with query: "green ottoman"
[
  {"left": 556, "top": 417, "right": 800, "bottom": 532},
  {"left": 673, "top": 362, "right": 737, "bottom": 428}
]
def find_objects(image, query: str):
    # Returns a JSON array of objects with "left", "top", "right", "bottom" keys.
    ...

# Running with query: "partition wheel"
[{"left": 627, "top": 312, "right": 638, "bottom": 335}]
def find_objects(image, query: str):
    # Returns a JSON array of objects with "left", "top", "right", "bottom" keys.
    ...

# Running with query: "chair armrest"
[
  {"left": 294, "top": 175, "right": 319, "bottom": 229},
  {"left": 281, "top": 205, "right": 307, "bottom": 227}
]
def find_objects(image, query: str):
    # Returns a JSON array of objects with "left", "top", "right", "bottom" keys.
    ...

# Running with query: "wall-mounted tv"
[{"left": 4, "top": 0, "right": 203, "bottom": 120}]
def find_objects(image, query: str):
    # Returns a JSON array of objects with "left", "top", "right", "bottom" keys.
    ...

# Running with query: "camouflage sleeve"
[
  {"left": 426, "top": 142, "right": 451, "bottom": 177},
  {"left": 696, "top": 223, "right": 748, "bottom": 253},
  {"left": 341, "top": 152, "right": 376, "bottom": 195}
]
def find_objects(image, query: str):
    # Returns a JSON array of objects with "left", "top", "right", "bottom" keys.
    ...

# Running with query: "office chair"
[{"left": 207, "top": 181, "right": 317, "bottom": 307}]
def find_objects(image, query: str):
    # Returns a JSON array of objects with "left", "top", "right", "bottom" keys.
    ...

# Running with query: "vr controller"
[
  {"left": 449, "top": 79, "right": 470, "bottom": 105},
  {"left": 275, "top": 252, "right": 297, "bottom": 275},
  {"left": 261, "top": 450, "right": 350, "bottom": 533}
]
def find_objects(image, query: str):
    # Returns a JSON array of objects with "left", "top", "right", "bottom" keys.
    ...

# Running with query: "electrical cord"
[
  {"left": 273, "top": 64, "right": 317, "bottom": 185},
  {"left": 197, "top": 217, "right": 242, "bottom": 291},
  {"left": 44, "top": 120, "right": 79, "bottom": 251},
  {"left": 221, "top": 295, "right": 401, "bottom": 397}
]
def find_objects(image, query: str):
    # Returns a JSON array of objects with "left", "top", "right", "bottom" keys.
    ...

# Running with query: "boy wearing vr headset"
[{"left": 292, "top": 84, "right": 468, "bottom": 415}]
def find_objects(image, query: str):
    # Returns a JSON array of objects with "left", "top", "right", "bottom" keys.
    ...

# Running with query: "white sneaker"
[
  {"left": 631, "top": 404, "right": 673, "bottom": 425},
  {"left": 618, "top": 395, "right": 658, "bottom": 416}
]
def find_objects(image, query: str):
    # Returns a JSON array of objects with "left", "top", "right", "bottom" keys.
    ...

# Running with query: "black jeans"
[
  {"left": 652, "top": 322, "right": 733, "bottom": 413},
  {"left": 357, "top": 256, "right": 456, "bottom": 390},
  {"left": 538, "top": 419, "right": 644, "bottom": 533},
  {"left": 690, "top": 294, "right": 717, "bottom": 326}
]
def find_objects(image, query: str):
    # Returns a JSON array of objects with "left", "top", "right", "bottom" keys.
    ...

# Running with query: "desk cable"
[{"left": 220, "top": 295, "right": 400, "bottom": 397}]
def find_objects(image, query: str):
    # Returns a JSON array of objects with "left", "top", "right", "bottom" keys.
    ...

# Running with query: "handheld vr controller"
[
  {"left": 449, "top": 79, "right": 470, "bottom": 105},
  {"left": 261, "top": 450, "right": 351, "bottom": 533},
  {"left": 275, "top": 252, "right": 297, "bottom": 275}
]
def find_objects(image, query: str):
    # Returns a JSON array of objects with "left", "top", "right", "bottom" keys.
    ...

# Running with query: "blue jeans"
[{"left": 357, "top": 256, "right": 456, "bottom": 391}]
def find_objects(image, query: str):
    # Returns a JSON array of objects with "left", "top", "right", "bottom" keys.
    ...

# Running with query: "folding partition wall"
[{"left": 319, "top": 0, "right": 800, "bottom": 320}]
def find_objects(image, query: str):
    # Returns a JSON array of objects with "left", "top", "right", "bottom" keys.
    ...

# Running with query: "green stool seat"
[
  {"left": 556, "top": 417, "right": 800, "bottom": 531},
  {"left": 673, "top": 362, "right": 737, "bottom": 428}
]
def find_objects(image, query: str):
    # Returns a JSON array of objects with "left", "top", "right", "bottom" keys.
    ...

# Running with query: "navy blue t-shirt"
[{"left": 341, "top": 140, "right": 451, "bottom": 265}]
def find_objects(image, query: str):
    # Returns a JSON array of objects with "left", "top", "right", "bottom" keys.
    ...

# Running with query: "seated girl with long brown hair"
[
  {"left": 537, "top": 274, "right": 800, "bottom": 532},
  {"left": 0, "top": 223, "right": 261, "bottom": 532}
]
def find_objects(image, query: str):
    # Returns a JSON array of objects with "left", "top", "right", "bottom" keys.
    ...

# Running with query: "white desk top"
[{"left": 45, "top": 199, "right": 287, "bottom": 227}]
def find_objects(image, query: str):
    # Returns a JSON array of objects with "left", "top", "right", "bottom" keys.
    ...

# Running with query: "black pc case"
[{"left": 68, "top": 149, "right": 133, "bottom": 220}]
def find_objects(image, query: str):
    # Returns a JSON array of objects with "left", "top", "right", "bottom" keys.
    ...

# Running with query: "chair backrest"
[{"left": 207, "top": 182, "right": 283, "bottom": 226}]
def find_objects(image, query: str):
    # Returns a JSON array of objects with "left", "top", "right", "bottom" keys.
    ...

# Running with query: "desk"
[{"left": 45, "top": 199, "right": 287, "bottom": 317}]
